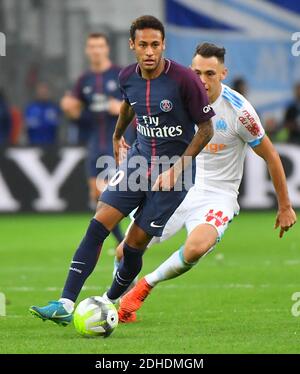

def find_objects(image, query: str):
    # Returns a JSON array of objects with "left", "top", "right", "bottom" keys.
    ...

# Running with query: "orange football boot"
[
  {"left": 118, "top": 309, "right": 137, "bottom": 323},
  {"left": 118, "top": 278, "right": 153, "bottom": 323}
]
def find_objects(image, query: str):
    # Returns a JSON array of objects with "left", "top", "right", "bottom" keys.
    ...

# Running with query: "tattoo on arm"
[
  {"left": 183, "top": 120, "right": 214, "bottom": 158},
  {"left": 173, "top": 119, "right": 213, "bottom": 175}
]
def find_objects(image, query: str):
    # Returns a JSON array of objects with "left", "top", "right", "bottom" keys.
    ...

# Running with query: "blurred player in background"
[
  {"left": 29, "top": 16, "right": 214, "bottom": 326},
  {"left": 25, "top": 82, "right": 61, "bottom": 146},
  {"left": 117, "top": 43, "right": 297, "bottom": 322},
  {"left": 61, "top": 32, "right": 124, "bottom": 243}
]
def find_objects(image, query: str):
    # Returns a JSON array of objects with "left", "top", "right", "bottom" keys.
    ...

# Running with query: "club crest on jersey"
[
  {"left": 106, "top": 80, "right": 118, "bottom": 92},
  {"left": 160, "top": 99, "right": 173, "bottom": 112},
  {"left": 216, "top": 119, "right": 227, "bottom": 131}
]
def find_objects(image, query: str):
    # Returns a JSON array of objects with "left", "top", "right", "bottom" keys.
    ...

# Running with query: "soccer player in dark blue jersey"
[
  {"left": 61, "top": 33, "right": 124, "bottom": 243},
  {"left": 29, "top": 16, "right": 215, "bottom": 325}
]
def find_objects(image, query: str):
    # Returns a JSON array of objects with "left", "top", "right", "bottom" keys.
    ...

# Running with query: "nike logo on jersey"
[
  {"left": 150, "top": 221, "right": 164, "bottom": 228},
  {"left": 130, "top": 101, "right": 137, "bottom": 106}
]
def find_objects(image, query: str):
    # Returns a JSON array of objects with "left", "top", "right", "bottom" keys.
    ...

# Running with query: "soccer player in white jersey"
[{"left": 116, "top": 42, "right": 297, "bottom": 323}]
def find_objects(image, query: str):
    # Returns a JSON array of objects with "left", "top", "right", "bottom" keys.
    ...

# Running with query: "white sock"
[
  {"left": 145, "top": 246, "right": 197, "bottom": 287},
  {"left": 59, "top": 298, "right": 75, "bottom": 313},
  {"left": 102, "top": 292, "right": 118, "bottom": 304}
]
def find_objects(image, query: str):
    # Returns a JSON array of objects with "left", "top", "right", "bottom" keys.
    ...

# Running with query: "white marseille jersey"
[{"left": 195, "top": 84, "right": 265, "bottom": 197}]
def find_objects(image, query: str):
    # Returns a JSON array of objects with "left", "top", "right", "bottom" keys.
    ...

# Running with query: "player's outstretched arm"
[
  {"left": 113, "top": 101, "right": 135, "bottom": 165},
  {"left": 253, "top": 135, "right": 297, "bottom": 238},
  {"left": 153, "top": 119, "right": 213, "bottom": 191}
]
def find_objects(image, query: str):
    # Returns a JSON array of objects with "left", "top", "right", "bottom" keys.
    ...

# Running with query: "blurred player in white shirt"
[{"left": 117, "top": 43, "right": 297, "bottom": 322}]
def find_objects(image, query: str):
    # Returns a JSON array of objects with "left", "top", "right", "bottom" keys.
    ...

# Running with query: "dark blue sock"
[
  {"left": 107, "top": 243, "right": 144, "bottom": 300},
  {"left": 111, "top": 224, "right": 123, "bottom": 244},
  {"left": 62, "top": 218, "right": 110, "bottom": 302}
]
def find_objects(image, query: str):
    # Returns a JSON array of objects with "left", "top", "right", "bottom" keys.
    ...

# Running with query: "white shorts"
[{"left": 148, "top": 187, "right": 240, "bottom": 246}]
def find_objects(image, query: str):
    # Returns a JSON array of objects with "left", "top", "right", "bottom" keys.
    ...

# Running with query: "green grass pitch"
[{"left": 0, "top": 211, "right": 299, "bottom": 353}]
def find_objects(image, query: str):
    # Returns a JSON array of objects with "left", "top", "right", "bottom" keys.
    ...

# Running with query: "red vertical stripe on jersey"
[
  {"left": 146, "top": 79, "right": 156, "bottom": 177},
  {"left": 96, "top": 73, "right": 106, "bottom": 149},
  {"left": 146, "top": 79, "right": 151, "bottom": 116}
]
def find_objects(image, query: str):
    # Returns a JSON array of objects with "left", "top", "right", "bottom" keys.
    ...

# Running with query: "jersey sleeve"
[
  {"left": 118, "top": 70, "right": 130, "bottom": 105},
  {"left": 180, "top": 69, "right": 215, "bottom": 124},
  {"left": 72, "top": 75, "right": 85, "bottom": 102},
  {"left": 112, "top": 84, "right": 123, "bottom": 101},
  {"left": 119, "top": 83, "right": 130, "bottom": 104},
  {"left": 236, "top": 101, "right": 265, "bottom": 147}
]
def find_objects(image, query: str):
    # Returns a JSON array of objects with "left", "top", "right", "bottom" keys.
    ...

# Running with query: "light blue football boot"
[{"left": 29, "top": 301, "right": 73, "bottom": 326}]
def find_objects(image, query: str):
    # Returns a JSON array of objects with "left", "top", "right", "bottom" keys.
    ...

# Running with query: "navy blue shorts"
[{"left": 100, "top": 148, "right": 193, "bottom": 237}]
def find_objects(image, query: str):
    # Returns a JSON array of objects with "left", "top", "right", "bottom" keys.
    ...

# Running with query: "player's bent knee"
[
  {"left": 125, "top": 223, "right": 152, "bottom": 250},
  {"left": 94, "top": 202, "right": 124, "bottom": 231},
  {"left": 184, "top": 241, "right": 211, "bottom": 263},
  {"left": 184, "top": 227, "right": 218, "bottom": 262}
]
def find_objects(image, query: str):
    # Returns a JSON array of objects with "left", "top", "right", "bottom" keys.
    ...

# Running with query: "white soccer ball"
[{"left": 73, "top": 296, "right": 118, "bottom": 337}]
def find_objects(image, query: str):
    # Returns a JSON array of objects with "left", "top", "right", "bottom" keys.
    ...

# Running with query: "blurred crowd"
[{"left": 0, "top": 79, "right": 300, "bottom": 147}]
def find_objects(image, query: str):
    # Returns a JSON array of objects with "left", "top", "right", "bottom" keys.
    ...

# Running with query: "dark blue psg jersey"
[
  {"left": 119, "top": 59, "right": 215, "bottom": 160},
  {"left": 73, "top": 65, "right": 122, "bottom": 154}
]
